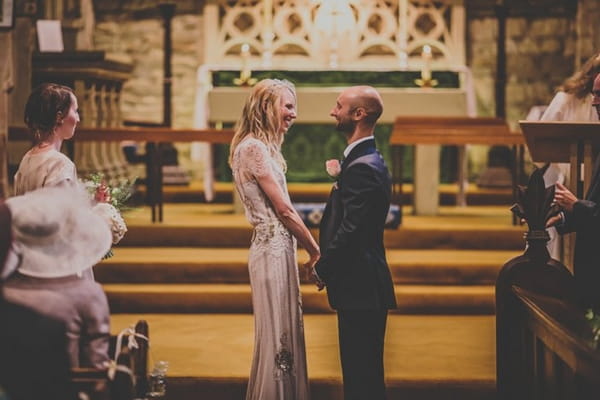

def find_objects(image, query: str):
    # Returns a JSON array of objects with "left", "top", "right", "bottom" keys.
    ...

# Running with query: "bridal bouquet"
[{"left": 84, "top": 173, "right": 134, "bottom": 258}]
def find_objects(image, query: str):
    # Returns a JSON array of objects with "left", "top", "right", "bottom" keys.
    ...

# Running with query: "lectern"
[{"left": 520, "top": 121, "right": 600, "bottom": 197}]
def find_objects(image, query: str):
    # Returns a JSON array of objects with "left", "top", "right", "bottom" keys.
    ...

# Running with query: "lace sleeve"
[{"left": 237, "top": 139, "right": 273, "bottom": 180}]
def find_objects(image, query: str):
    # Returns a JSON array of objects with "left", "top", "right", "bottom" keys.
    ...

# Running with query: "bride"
[{"left": 229, "top": 79, "right": 320, "bottom": 399}]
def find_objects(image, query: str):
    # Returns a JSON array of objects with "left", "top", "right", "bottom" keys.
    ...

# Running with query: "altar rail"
[{"left": 8, "top": 126, "right": 234, "bottom": 222}]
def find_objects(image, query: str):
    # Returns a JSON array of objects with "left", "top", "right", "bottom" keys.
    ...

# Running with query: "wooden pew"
[
  {"left": 71, "top": 320, "right": 149, "bottom": 400},
  {"left": 494, "top": 161, "right": 599, "bottom": 399},
  {"left": 511, "top": 287, "right": 600, "bottom": 398},
  {"left": 8, "top": 126, "right": 234, "bottom": 222},
  {"left": 390, "top": 116, "right": 525, "bottom": 213},
  {"left": 71, "top": 348, "right": 134, "bottom": 400}
]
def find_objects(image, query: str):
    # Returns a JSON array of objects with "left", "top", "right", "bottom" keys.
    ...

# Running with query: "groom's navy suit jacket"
[{"left": 315, "top": 139, "right": 397, "bottom": 310}]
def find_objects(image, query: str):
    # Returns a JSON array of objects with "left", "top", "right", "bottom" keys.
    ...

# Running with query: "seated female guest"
[{"left": 0, "top": 185, "right": 112, "bottom": 369}]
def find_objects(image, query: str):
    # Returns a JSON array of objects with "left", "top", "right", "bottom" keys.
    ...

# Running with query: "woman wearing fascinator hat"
[{"left": 0, "top": 185, "right": 112, "bottom": 373}]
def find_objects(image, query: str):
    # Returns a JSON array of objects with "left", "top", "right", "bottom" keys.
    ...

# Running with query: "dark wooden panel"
[{"left": 466, "top": 0, "right": 577, "bottom": 18}]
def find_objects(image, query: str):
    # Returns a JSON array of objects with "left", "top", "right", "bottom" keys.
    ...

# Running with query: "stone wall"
[
  {"left": 468, "top": 16, "right": 577, "bottom": 128},
  {"left": 93, "top": 7, "right": 204, "bottom": 176},
  {"left": 577, "top": 0, "right": 600, "bottom": 59},
  {"left": 93, "top": 3, "right": 591, "bottom": 131},
  {"left": 94, "top": 13, "right": 204, "bottom": 128}
]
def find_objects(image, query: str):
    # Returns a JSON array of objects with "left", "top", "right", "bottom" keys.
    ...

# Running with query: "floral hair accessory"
[{"left": 325, "top": 159, "right": 341, "bottom": 178}]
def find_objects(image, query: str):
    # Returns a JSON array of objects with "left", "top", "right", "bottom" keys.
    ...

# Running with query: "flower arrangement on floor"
[{"left": 84, "top": 173, "right": 134, "bottom": 259}]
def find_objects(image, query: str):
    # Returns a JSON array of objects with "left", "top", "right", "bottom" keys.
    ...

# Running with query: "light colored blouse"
[
  {"left": 541, "top": 92, "right": 599, "bottom": 122},
  {"left": 13, "top": 149, "right": 77, "bottom": 196}
]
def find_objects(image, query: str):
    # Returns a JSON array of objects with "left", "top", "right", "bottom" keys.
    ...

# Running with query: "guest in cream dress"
[
  {"left": 229, "top": 79, "right": 320, "bottom": 400},
  {"left": 13, "top": 83, "right": 80, "bottom": 196}
]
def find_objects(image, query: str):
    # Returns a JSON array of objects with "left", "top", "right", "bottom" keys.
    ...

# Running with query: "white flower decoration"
[{"left": 93, "top": 203, "right": 128, "bottom": 244}]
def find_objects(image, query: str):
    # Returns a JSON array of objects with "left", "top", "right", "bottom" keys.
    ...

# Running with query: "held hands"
[{"left": 303, "top": 252, "right": 325, "bottom": 291}]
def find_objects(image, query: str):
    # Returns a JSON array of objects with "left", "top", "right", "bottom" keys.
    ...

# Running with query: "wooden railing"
[
  {"left": 495, "top": 236, "right": 600, "bottom": 399},
  {"left": 501, "top": 287, "right": 600, "bottom": 399},
  {"left": 9, "top": 126, "right": 234, "bottom": 222},
  {"left": 391, "top": 116, "right": 525, "bottom": 214}
]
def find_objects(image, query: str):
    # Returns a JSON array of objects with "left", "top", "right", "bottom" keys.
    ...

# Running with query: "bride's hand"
[
  {"left": 303, "top": 252, "right": 324, "bottom": 290},
  {"left": 302, "top": 253, "right": 318, "bottom": 279}
]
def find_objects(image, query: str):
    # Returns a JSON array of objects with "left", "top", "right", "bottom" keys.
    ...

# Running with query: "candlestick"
[
  {"left": 421, "top": 44, "right": 432, "bottom": 81},
  {"left": 415, "top": 44, "right": 438, "bottom": 88},
  {"left": 234, "top": 43, "right": 257, "bottom": 86}
]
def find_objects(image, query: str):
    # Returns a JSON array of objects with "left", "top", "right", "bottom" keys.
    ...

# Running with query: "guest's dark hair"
[
  {"left": 24, "top": 83, "right": 74, "bottom": 144},
  {"left": 559, "top": 53, "right": 600, "bottom": 99}
]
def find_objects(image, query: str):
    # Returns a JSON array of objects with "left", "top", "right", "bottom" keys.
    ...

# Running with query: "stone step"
[
  {"left": 138, "top": 181, "right": 513, "bottom": 205},
  {"left": 119, "top": 224, "right": 524, "bottom": 249},
  {"left": 103, "top": 283, "right": 494, "bottom": 314},
  {"left": 96, "top": 247, "right": 520, "bottom": 285}
]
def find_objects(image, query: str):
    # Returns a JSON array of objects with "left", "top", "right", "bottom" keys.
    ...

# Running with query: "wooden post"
[
  {"left": 0, "top": 31, "right": 14, "bottom": 198},
  {"left": 494, "top": 0, "right": 507, "bottom": 120}
]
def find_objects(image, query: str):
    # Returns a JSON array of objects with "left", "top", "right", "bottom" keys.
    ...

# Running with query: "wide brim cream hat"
[{"left": 5, "top": 184, "right": 111, "bottom": 278}]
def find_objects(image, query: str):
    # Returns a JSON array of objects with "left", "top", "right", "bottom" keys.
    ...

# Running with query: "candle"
[
  {"left": 241, "top": 43, "right": 250, "bottom": 79},
  {"left": 421, "top": 44, "right": 432, "bottom": 82}
]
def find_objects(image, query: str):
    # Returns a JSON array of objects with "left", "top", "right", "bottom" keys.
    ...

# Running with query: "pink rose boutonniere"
[{"left": 325, "top": 159, "right": 342, "bottom": 178}]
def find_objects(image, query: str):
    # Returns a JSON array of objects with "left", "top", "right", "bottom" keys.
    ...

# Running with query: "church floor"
[{"left": 111, "top": 313, "right": 496, "bottom": 400}]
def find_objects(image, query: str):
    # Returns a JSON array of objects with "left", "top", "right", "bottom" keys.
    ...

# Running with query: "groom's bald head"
[{"left": 343, "top": 86, "right": 384, "bottom": 125}]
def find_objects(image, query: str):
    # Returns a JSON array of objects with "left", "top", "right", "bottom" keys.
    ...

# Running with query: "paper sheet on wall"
[{"left": 36, "top": 20, "right": 64, "bottom": 52}]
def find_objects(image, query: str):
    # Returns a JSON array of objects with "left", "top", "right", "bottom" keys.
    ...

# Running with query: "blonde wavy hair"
[
  {"left": 228, "top": 79, "right": 296, "bottom": 172},
  {"left": 559, "top": 53, "right": 600, "bottom": 99}
]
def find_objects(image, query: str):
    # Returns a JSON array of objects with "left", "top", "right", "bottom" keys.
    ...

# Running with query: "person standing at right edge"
[
  {"left": 547, "top": 73, "right": 600, "bottom": 311},
  {"left": 312, "top": 85, "right": 397, "bottom": 400}
]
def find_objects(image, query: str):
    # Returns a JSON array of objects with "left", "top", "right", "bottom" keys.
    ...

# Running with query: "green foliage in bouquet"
[
  {"left": 84, "top": 173, "right": 136, "bottom": 213},
  {"left": 585, "top": 309, "right": 600, "bottom": 346}
]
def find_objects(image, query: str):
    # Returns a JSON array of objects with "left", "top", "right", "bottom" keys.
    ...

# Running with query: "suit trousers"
[{"left": 337, "top": 309, "right": 388, "bottom": 400}]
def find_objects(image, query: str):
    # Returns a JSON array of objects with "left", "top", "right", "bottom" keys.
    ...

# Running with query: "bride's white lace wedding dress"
[{"left": 231, "top": 137, "right": 310, "bottom": 400}]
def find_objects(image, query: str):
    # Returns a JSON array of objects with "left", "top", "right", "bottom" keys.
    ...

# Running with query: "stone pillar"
[
  {"left": 413, "top": 145, "right": 441, "bottom": 215},
  {"left": 7, "top": 17, "right": 35, "bottom": 174}
]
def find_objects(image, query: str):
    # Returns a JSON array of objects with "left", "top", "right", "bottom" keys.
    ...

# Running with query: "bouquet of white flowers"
[{"left": 84, "top": 173, "right": 135, "bottom": 258}]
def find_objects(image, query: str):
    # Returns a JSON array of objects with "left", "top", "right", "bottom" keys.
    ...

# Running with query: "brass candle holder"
[
  {"left": 414, "top": 76, "right": 439, "bottom": 88},
  {"left": 415, "top": 44, "right": 438, "bottom": 88},
  {"left": 233, "top": 43, "right": 258, "bottom": 87}
]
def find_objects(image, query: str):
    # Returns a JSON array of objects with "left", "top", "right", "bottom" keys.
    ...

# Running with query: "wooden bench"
[{"left": 71, "top": 320, "right": 149, "bottom": 400}]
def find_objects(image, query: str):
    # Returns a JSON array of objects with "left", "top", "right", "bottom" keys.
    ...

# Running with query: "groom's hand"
[{"left": 310, "top": 267, "right": 325, "bottom": 291}]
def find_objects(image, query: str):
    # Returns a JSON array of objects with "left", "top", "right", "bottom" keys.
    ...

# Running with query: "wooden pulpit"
[{"left": 520, "top": 121, "right": 600, "bottom": 197}]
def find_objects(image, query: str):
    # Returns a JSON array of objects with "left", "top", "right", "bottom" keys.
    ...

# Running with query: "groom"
[{"left": 313, "top": 85, "right": 397, "bottom": 399}]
